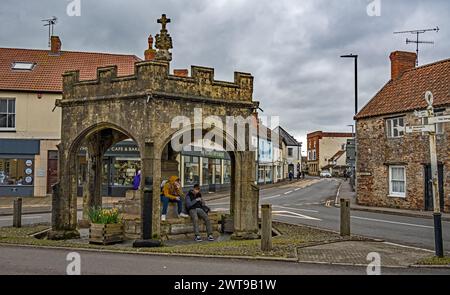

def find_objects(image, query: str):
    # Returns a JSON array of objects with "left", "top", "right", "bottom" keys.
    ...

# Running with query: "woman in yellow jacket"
[{"left": 161, "top": 176, "right": 189, "bottom": 221}]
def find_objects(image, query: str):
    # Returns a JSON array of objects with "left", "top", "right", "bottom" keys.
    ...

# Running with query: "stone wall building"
[{"left": 355, "top": 51, "right": 450, "bottom": 213}]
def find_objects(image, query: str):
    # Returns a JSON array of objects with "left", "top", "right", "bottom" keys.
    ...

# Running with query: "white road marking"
[
  {"left": 262, "top": 195, "right": 281, "bottom": 200},
  {"left": 0, "top": 215, "right": 43, "bottom": 221},
  {"left": 273, "top": 210, "right": 322, "bottom": 221},
  {"left": 284, "top": 191, "right": 293, "bottom": 195},
  {"left": 351, "top": 216, "right": 434, "bottom": 229},
  {"left": 273, "top": 205, "right": 319, "bottom": 213},
  {"left": 294, "top": 188, "right": 301, "bottom": 191}
]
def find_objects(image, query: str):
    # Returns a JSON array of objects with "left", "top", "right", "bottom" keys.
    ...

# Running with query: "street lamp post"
[{"left": 341, "top": 54, "right": 359, "bottom": 191}]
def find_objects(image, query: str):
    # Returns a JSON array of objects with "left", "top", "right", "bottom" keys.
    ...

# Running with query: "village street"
[
  {"left": 208, "top": 179, "right": 450, "bottom": 254},
  {"left": 1, "top": 178, "right": 449, "bottom": 255},
  {"left": 2, "top": 244, "right": 450, "bottom": 275}
]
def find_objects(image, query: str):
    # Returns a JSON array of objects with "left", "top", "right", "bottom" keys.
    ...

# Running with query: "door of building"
[
  {"left": 424, "top": 164, "right": 445, "bottom": 211},
  {"left": 47, "top": 151, "right": 59, "bottom": 194}
]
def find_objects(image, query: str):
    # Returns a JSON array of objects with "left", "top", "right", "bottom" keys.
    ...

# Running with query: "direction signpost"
[{"left": 407, "top": 91, "right": 446, "bottom": 258}]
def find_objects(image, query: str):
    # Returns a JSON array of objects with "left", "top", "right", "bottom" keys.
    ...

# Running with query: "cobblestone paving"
[{"left": 296, "top": 241, "right": 432, "bottom": 267}]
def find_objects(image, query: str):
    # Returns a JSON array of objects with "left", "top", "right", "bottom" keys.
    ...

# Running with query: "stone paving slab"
[{"left": 296, "top": 240, "right": 432, "bottom": 267}]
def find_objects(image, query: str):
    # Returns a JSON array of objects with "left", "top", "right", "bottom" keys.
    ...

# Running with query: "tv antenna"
[
  {"left": 394, "top": 26, "right": 439, "bottom": 66},
  {"left": 42, "top": 17, "right": 58, "bottom": 47}
]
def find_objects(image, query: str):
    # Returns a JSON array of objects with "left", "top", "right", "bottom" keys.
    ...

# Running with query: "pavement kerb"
[
  {"left": 350, "top": 206, "right": 450, "bottom": 222},
  {"left": 0, "top": 242, "right": 299, "bottom": 263}
]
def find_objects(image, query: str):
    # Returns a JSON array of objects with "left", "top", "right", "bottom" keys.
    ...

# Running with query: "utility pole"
[
  {"left": 406, "top": 91, "right": 446, "bottom": 258},
  {"left": 341, "top": 54, "right": 359, "bottom": 191}
]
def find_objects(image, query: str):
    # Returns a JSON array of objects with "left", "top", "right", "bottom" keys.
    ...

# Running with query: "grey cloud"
[{"left": 1, "top": 0, "right": 449, "bottom": 150}]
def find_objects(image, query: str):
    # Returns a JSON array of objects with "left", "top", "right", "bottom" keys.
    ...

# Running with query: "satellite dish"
[{"left": 425, "top": 91, "right": 434, "bottom": 106}]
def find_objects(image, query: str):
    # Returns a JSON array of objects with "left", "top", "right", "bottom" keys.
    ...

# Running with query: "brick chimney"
[
  {"left": 390, "top": 51, "right": 417, "bottom": 80},
  {"left": 144, "top": 35, "right": 157, "bottom": 61},
  {"left": 173, "top": 69, "right": 188, "bottom": 77},
  {"left": 50, "top": 36, "right": 62, "bottom": 55}
]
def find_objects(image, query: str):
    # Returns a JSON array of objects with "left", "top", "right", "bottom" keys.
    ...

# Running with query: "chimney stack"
[
  {"left": 144, "top": 35, "right": 157, "bottom": 61},
  {"left": 390, "top": 51, "right": 417, "bottom": 80},
  {"left": 50, "top": 36, "right": 62, "bottom": 55},
  {"left": 173, "top": 69, "right": 188, "bottom": 77}
]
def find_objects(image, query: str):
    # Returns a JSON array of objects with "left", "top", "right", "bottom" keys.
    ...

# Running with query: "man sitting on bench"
[
  {"left": 161, "top": 176, "right": 189, "bottom": 221},
  {"left": 186, "top": 184, "right": 214, "bottom": 242}
]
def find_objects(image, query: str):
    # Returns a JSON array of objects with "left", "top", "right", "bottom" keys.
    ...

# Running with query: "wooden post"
[
  {"left": 261, "top": 204, "right": 272, "bottom": 251},
  {"left": 13, "top": 198, "right": 22, "bottom": 228},
  {"left": 340, "top": 198, "right": 350, "bottom": 237}
]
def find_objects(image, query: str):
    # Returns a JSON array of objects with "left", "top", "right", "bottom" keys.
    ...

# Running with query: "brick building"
[
  {"left": 355, "top": 51, "right": 450, "bottom": 213},
  {"left": 307, "top": 131, "right": 353, "bottom": 176}
]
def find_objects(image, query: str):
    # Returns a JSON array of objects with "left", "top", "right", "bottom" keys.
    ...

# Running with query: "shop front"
[
  {"left": 181, "top": 150, "right": 231, "bottom": 192},
  {"left": 0, "top": 139, "right": 40, "bottom": 197},
  {"left": 77, "top": 140, "right": 141, "bottom": 197}
]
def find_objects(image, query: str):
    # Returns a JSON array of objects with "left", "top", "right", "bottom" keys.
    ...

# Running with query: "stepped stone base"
[{"left": 118, "top": 190, "right": 225, "bottom": 240}]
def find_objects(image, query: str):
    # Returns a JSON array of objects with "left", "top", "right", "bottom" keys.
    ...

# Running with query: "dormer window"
[{"left": 11, "top": 62, "right": 36, "bottom": 71}]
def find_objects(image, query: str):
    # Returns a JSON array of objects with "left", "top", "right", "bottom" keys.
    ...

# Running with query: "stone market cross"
[{"left": 49, "top": 15, "right": 260, "bottom": 241}]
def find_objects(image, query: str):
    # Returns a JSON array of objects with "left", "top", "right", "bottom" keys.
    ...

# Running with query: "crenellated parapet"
[{"left": 62, "top": 61, "right": 254, "bottom": 103}]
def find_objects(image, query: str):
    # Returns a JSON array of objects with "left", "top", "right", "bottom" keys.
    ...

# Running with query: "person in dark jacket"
[{"left": 186, "top": 184, "right": 213, "bottom": 242}]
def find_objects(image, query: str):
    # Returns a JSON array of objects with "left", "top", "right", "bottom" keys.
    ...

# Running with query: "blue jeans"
[{"left": 160, "top": 195, "right": 183, "bottom": 215}]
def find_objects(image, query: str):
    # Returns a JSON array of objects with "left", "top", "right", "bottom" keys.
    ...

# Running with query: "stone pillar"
[
  {"left": 232, "top": 151, "right": 259, "bottom": 240},
  {"left": 141, "top": 142, "right": 161, "bottom": 239},
  {"left": 48, "top": 145, "right": 80, "bottom": 240}
]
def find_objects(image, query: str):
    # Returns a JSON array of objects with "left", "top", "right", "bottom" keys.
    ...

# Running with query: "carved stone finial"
[{"left": 155, "top": 14, "right": 173, "bottom": 62}]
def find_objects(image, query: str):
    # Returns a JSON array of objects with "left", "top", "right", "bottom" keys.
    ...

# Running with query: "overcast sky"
[{"left": 1, "top": 0, "right": 449, "bottom": 151}]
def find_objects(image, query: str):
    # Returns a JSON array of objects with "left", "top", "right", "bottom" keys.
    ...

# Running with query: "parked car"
[{"left": 320, "top": 171, "right": 332, "bottom": 178}]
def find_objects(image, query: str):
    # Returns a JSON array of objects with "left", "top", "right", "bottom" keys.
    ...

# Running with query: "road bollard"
[
  {"left": 261, "top": 204, "right": 273, "bottom": 251},
  {"left": 340, "top": 198, "right": 351, "bottom": 237},
  {"left": 13, "top": 198, "right": 23, "bottom": 228}
]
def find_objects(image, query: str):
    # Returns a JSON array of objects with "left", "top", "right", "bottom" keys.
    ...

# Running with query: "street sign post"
[
  {"left": 428, "top": 115, "right": 450, "bottom": 124},
  {"left": 408, "top": 91, "right": 444, "bottom": 258}
]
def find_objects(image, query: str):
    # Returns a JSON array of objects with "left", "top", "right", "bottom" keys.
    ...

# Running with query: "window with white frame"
[
  {"left": 0, "top": 98, "right": 16, "bottom": 130},
  {"left": 389, "top": 166, "right": 406, "bottom": 197},
  {"left": 386, "top": 117, "right": 405, "bottom": 138}
]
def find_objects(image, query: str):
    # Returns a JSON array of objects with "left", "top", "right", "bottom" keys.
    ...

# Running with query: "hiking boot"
[{"left": 195, "top": 235, "right": 202, "bottom": 242}]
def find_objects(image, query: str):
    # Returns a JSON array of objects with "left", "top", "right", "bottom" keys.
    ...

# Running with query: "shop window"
[
  {"left": 111, "top": 158, "right": 140, "bottom": 186},
  {"left": 202, "top": 158, "right": 209, "bottom": 185},
  {"left": 184, "top": 156, "right": 199, "bottom": 186},
  {"left": 223, "top": 160, "right": 231, "bottom": 184},
  {"left": 0, "top": 98, "right": 16, "bottom": 130},
  {"left": 0, "top": 158, "right": 34, "bottom": 186},
  {"left": 214, "top": 159, "right": 222, "bottom": 184}
]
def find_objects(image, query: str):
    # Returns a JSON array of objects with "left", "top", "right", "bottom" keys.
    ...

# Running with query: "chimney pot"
[
  {"left": 50, "top": 36, "right": 62, "bottom": 55},
  {"left": 144, "top": 34, "right": 157, "bottom": 61},
  {"left": 173, "top": 69, "right": 189, "bottom": 77},
  {"left": 390, "top": 51, "right": 417, "bottom": 80}
]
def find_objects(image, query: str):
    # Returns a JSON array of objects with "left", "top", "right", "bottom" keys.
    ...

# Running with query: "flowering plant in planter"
[
  {"left": 88, "top": 207, "right": 121, "bottom": 224},
  {"left": 88, "top": 207, "right": 123, "bottom": 245}
]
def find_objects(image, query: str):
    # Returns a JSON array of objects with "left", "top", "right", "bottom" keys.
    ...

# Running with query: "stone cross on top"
[
  {"left": 158, "top": 14, "right": 170, "bottom": 31},
  {"left": 155, "top": 13, "right": 173, "bottom": 61}
]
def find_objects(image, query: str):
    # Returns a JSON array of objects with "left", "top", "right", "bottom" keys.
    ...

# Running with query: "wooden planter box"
[{"left": 89, "top": 223, "right": 124, "bottom": 245}]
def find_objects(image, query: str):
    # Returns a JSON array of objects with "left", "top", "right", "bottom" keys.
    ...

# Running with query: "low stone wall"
[
  {"left": 118, "top": 190, "right": 224, "bottom": 240},
  {"left": 160, "top": 213, "right": 223, "bottom": 240}
]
